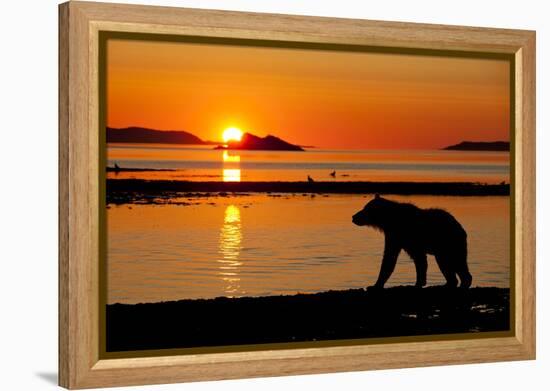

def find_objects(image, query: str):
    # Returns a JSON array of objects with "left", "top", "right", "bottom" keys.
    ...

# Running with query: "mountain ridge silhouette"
[
  {"left": 107, "top": 126, "right": 215, "bottom": 145},
  {"left": 215, "top": 132, "right": 304, "bottom": 151}
]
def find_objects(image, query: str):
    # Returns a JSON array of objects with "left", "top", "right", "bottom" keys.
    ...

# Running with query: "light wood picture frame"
[{"left": 59, "top": 1, "right": 535, "bottom": 389}]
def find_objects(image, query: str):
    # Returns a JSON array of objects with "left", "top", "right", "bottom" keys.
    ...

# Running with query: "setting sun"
[{"left": 222, "top": 127, "right": 243, "bottom": 143}]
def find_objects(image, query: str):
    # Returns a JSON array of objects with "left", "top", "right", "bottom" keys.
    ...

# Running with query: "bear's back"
[
  {"left": 419, "top": 207, "right": 467, "bottom": 249},
  {"left": 369, "top": 198, "right": 465, "bottom": 240}
]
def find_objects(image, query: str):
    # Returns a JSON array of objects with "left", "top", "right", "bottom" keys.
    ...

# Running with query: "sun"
[{"left": 222, "top": 127, "right": 243, "bottom": 143}]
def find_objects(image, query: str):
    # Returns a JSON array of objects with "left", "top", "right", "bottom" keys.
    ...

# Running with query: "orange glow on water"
[
  {"left": 107, "top": 194, "right": 510, "bottom": 303},
  {"left": 107, "top": 143, "right": 509, "bottom": 184}
]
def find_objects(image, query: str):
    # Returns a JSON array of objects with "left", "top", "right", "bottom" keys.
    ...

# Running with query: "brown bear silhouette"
[{"left": 352, "top": 195, "right": 472, "bottom": 289}]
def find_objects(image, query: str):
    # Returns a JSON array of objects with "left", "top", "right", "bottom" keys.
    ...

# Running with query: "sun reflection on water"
[
  {"left": 223, "top": 150, "right": 240, "bottom": 163},
  {"left": 223, "top": 169, "right": 241, "bottom": 182},
  {"left": 217, "top": 205, "right": 243, "bottom": 296},
  {"left": 222, "top": 151, "right": 241, "bottom": 182}
]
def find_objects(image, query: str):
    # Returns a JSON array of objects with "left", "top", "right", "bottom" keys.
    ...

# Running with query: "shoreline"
[
  {"left": 107, "top": 179, "right": 509, "bottom": 205},
  {"left": 106, "top": 286, "right": 510, "bottom": 352}
]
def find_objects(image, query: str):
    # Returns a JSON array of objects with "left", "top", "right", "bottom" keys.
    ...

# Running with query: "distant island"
[
  {"left": 215, "top": 132, "right": 304, "bottom": 151},
  {"left": 107, "top": 126, "right": 215, "bottom": 145},
  {"left": 443, "top": 141, "right": 509, "bottom": 151}
]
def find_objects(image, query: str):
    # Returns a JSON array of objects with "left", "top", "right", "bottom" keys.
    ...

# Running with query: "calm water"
[
  {"left": 107, "top": 194, "right": 510, "bottom": 304},
  {"left": 107, "top": 143, "right": 509, "bottom": 183}
]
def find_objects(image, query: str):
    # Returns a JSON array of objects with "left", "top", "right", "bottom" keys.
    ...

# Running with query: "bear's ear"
[{"left": 374, "top": 193, "right": 380, "bottom": 199}]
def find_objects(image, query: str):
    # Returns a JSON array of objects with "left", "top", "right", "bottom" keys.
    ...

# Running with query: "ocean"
[
  {"left": 106, "top": 143, "right": 510, "bottom": 304},
  {"left": 107, "top": 143, "right": 509, "bottom": 184},
  {"left": 107, "top": 194, "right": 510, "bottom": 304}
]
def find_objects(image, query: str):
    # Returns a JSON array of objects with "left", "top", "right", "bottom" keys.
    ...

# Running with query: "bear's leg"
[
  {"left": 372, "top": 236, "right": 401, "bottom": 288},
  {"left": 455, "top": 240, "right": 472, "bottom": 288},
  {"left": 435, "top": 254, "right": 458, "bottom": 287},
  {"left": 458, "top": 269, "right": 472, "bottom": 288},
  {"left": 455, "top": 256, "right": 472, "bottom": 288},
  {"left": 411, "top": 253, "right": 427, "bottom": 287}
]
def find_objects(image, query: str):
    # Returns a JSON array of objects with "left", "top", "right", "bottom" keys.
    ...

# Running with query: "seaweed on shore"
[
  {"left": 106, "top": 180, "right": 510, "bottom": 205},
  {"left": 106, "top": 286, "right": 510, "bottom": 352}
]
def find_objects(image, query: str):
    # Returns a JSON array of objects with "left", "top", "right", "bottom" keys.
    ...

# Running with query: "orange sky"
[{"left": 107, "top": 39, "right": 510, "bottom": 150}]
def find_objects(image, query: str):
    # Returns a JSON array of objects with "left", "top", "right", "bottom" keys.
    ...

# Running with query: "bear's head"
[{"left": 352, "top": 194, "right": 391, "bottom": 228}]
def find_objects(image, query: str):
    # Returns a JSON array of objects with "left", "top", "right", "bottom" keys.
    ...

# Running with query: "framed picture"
[{"left": 59, "top": 1, "right": 536, "bottom": 389}]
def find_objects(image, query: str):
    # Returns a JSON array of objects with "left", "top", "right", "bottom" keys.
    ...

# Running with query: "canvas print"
[{"left": 103, "top": 36, "right": 511, "bottom": 354}]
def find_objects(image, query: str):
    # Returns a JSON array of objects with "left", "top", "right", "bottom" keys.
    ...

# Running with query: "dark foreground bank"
[
  {"left": 106, "top": 179, "right": 509, "bottom": 204},
  {"left": 106, "top": 286, "right": 510, "bottom": 352}
]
